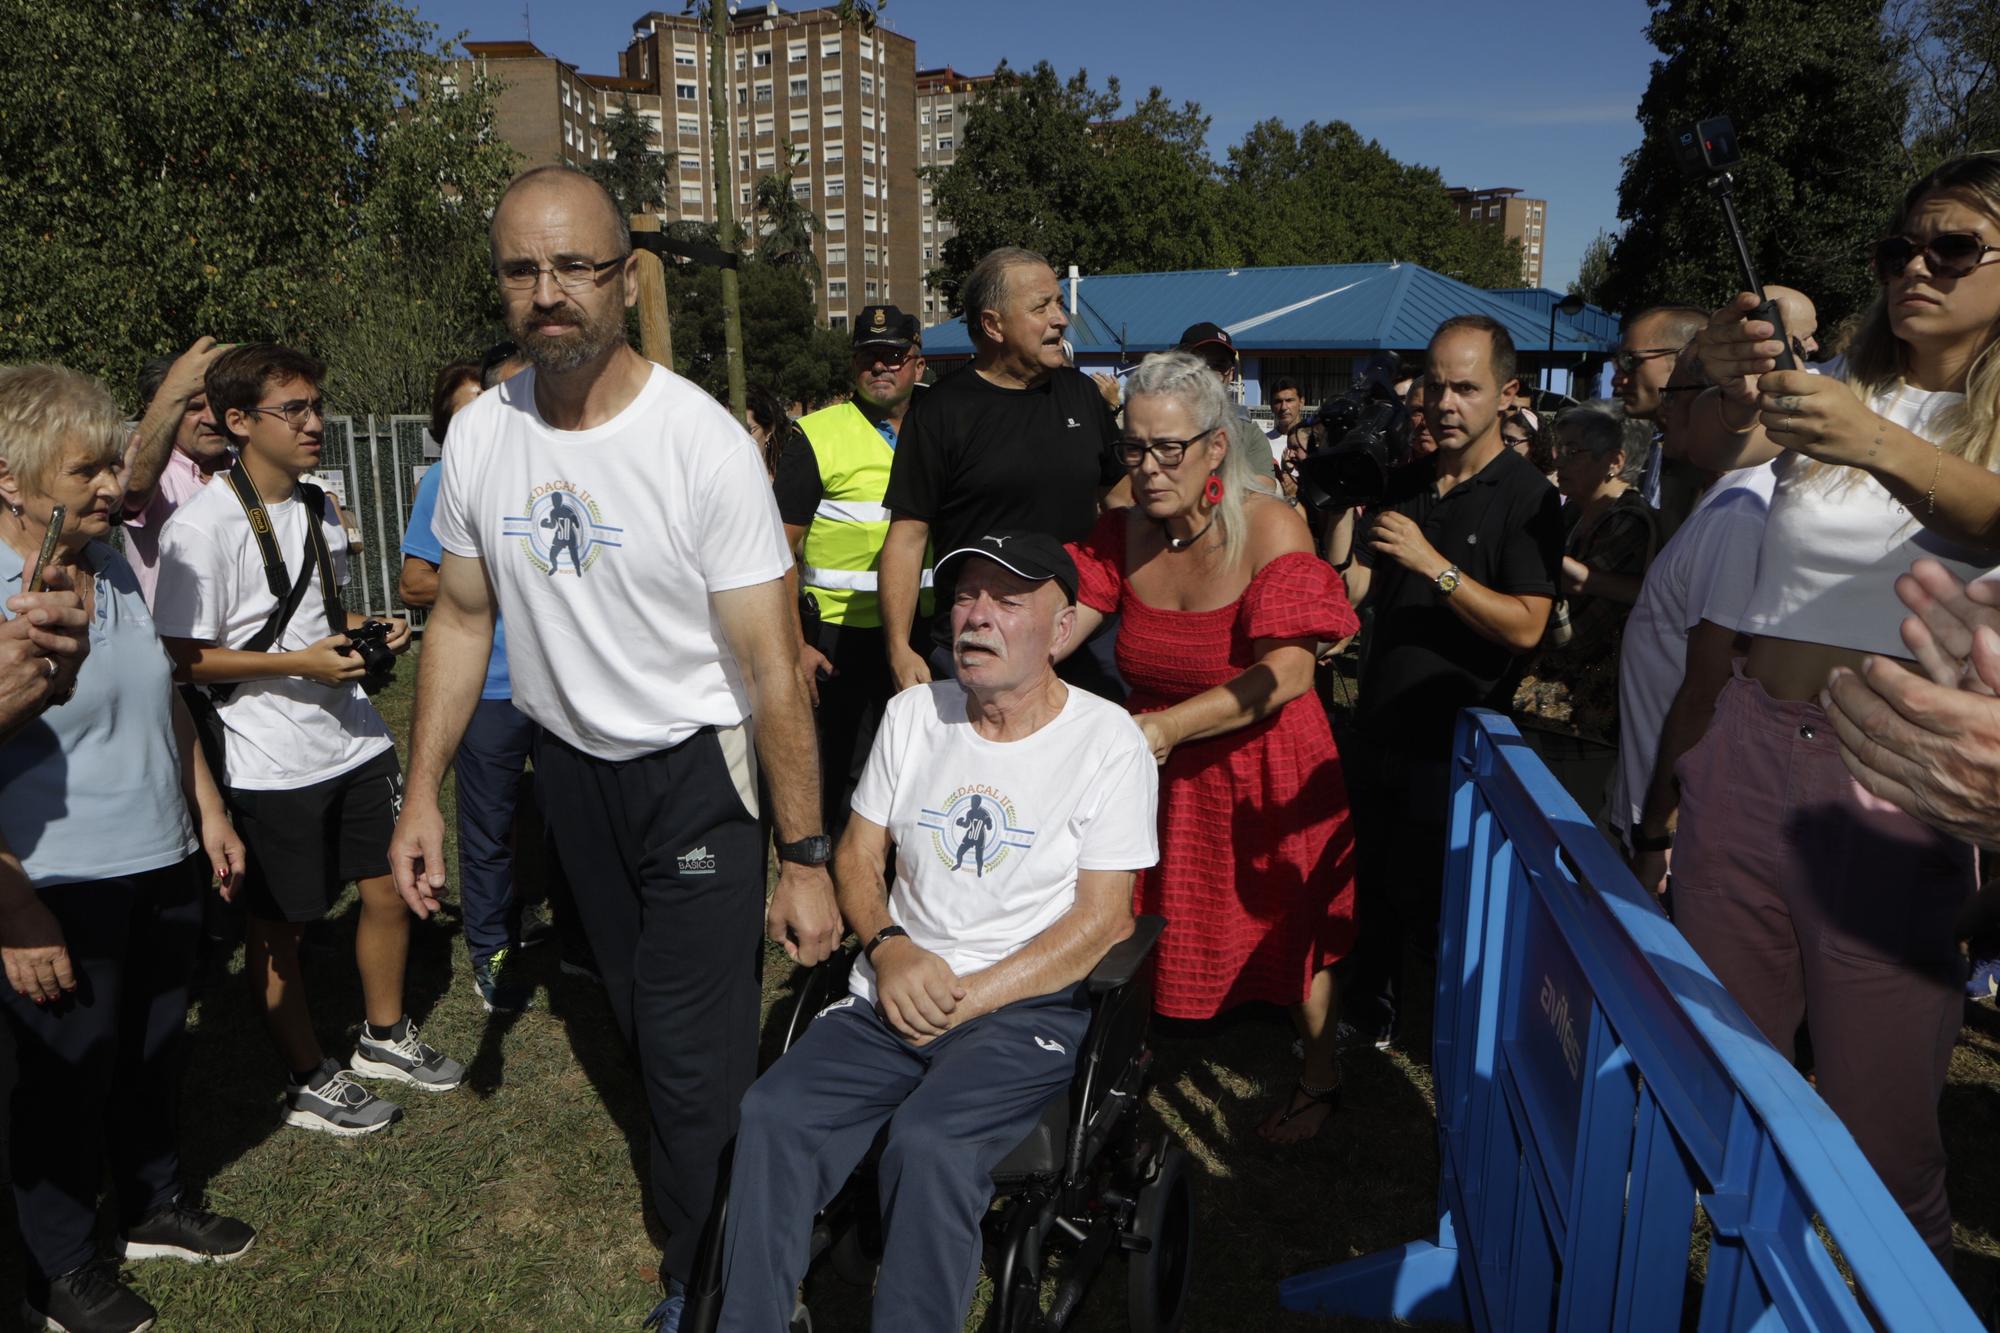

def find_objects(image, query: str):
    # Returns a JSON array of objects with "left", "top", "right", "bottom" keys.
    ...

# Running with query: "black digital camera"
[{"left": 340, "top": 619, "right": 399, "bottom": 693}]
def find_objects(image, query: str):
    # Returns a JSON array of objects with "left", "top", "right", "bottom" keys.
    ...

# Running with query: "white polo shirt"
[{"left": 433, "top": 364, "right": 792, "bottom": 761}]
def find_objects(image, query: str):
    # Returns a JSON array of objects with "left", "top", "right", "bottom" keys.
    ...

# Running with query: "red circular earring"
[{"left": 1203, "top": 473, "right": 1225, "bottom": 505}]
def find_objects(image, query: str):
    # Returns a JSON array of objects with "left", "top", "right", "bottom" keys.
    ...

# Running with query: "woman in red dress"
[{"left": 1064, "top": 350, "right": 1360, "bottom": 1143}]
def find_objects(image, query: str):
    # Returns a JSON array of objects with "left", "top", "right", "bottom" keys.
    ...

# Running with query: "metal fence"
[
  {"left": 1280, "top": 710, "right": 1981, "bottom": 1331},
  {"left": 316, "top": 414, "right": 437, "bottom": 622}
]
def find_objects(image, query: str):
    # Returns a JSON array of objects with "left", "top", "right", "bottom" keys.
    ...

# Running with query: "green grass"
[{"left": 4, "top": 648, "right": 1998, "bottom": 1330}]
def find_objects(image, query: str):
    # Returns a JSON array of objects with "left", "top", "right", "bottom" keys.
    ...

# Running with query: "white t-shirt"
[
  {"left": 1608, "top": 464, "right": 1775, "bottom": 832},
  {"left": 152, "top": 480, "right": 393, "bottom": 790},
  {"left": 1266, "top": 426, "right": 1289, "bottom": 466},
  {"left": 433, "top": 364, "right": 792, "bottom": 760},
  {"left": 1738, "top": 359, "right": 1995, "bottom": 657},
  {"left": 847, "top": 680, "right": 1160, "bottom": 1003}
]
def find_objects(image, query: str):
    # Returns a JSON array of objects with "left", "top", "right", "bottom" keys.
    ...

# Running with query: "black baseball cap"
[
  {"left": 933, "top": 532, "right": 1078, "bottom": 605},
  {"left": 853, "top": 304, "right": 921, "bottom": 349},
  {"left": 1176, "top": 321, "right": 1235, "bottom": 354}
]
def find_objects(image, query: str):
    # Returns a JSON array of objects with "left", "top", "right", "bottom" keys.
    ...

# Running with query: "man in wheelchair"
[{"left": 715, "top": 533, "right": 1159, "bottom": 1333}]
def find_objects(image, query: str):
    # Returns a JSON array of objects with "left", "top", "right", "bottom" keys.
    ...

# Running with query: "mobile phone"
[{"left": 25, "top": 505, "right": 65, "bottom": 593}]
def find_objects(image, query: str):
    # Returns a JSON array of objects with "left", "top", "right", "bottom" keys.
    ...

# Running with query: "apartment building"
[
  {"left": 1446, "top": 186, "right": 1550, "bottom": 288},
  {"left": 459, "top": 41, "right": 665, "bottom": 171},
  {"left": 915, "top": 66, "right": 995, "bottom": 325},
  {"left": 615, "top": 7, "right": 918, "bottom": 328}
]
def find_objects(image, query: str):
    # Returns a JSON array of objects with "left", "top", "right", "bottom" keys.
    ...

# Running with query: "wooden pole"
[
  {"left": 629, "top": 212, "right": 674, "bottom": 370},
  {"left": 705, "top": 0, "right": 747, "bottom": 419}
]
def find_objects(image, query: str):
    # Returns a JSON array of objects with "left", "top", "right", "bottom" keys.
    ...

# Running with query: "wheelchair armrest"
[
  {"left": 1085, "top": 914, "right": 1165, "bottom": 995},
  {"left": 782, "top": 943, "right": 860, "bottom": 1054}
]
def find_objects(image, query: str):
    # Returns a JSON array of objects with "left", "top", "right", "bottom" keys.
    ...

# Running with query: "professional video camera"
[
  {"left": 1295, "top": 353, "right": 1413, "bottom": 511},
  {"left": 1675, "top": 115, "right": 1797, "bottom": 372}
]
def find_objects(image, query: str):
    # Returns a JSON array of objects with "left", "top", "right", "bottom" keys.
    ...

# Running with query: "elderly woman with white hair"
[
  {"left": 0, "top": 364, "right": 252, "bottom": 1333},
  {"left": 1064, "top": 349, "right": 1360, "bottom": 1144}
]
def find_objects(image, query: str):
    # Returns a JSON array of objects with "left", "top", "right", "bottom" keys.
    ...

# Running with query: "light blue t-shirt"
[
  {"left": 0, "top": 541, "right": 196, "bottom": 886},
  {"left": 403, "top": 463, "right": 510, "bottom": 700}
]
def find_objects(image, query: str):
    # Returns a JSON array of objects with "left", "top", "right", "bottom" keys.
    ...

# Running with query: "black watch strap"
[
  {"left": 776, "top": 834, "right": 833, "bottom": 866},
  {"left": 863, "top": 924, "right": 909, "bottom": 961},
  {"left": 1630, "top": 829, "right": 1674, "bottom": 854}
]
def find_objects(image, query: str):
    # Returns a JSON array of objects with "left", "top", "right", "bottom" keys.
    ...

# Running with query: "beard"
[{"left": 511, "top": 298, "right": 625, "bottom": 374}]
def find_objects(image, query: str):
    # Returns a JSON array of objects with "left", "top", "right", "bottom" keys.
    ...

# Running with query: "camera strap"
[{"left": 211, "top": 461, "right": 342, "bottom": 703}]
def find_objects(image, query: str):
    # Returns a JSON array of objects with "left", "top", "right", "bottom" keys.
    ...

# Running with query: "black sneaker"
[
  {"left": 119, "top": 1200, "right": 255, "bottom": 1264},
  {"left": 519, "top": 903, "right": 555, "bottom": 949},
  {"left": 350, "top": 1017, "right": 465, "bottom": 1092},
  {"left": 25, "top": 1259, "right": 156, "bottom": 1333},
  {"left": 559, "top": 952, "right": 601, "bottom": 983},
  {"left": 284, "top": 1059, "right": 403, "bottom": 1136}
]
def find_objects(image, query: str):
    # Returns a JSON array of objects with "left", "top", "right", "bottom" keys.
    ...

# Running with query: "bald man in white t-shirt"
[{"left": 387, "top": 165, "right": 840, "bottom": 1330}]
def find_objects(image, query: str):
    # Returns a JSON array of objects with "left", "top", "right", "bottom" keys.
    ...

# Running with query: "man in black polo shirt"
[
  {"left": 878, "top": 246, "right": 1123, "bottom": 697},
  {"left": 1343, "top": 314, "right": 1562, "bottom": 1048}
]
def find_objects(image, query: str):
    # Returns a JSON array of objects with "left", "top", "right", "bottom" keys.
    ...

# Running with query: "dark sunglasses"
[{"left": 1871, "top": 232, "right": 2000, "bottom": 282}]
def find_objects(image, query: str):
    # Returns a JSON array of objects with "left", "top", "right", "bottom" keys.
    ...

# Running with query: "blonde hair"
[
  {"left": 1124, "top": 350, "right": 1267, "bottom": 567},
  {"left": 0, "top": 364, "right": 127, "bottom": 494},
  {"left": 1824, "top": 152, "right": 2000, "bottom": 478}
]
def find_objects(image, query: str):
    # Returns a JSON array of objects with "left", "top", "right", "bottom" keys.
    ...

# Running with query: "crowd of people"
[{"left": 3, "top": 149, "right": 2000, "bottom": 1331}]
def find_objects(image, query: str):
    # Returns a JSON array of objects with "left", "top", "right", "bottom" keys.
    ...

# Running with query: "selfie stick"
[{"left": 1705, "top": 172, "right": 1797, "bottom": 372}]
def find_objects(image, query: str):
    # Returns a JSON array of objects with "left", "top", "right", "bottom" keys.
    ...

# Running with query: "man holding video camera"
[{"left": 1340, "top": 316, "right": 1564, "bottom": 1048}]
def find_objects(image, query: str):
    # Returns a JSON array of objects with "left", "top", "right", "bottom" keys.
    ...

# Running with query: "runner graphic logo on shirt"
[
  {"left": 502, "top": 481, "right": 625, "bottom": 577},
  {"left": 918, "top": 785, "right": 1036, "bottom": 877}
]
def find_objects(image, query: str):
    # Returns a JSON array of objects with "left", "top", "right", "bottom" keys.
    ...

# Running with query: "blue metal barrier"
[{"left": 1281, "top": 710, "right": 1979, "bottom": 1330}]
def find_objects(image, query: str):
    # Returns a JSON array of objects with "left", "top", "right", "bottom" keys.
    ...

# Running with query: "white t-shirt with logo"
[
  {"left": 152, "top": 481, "right": 394, "bottom": 790},
  {"left": 432, "top": 364, "right": 792, "bottom": 761},
  {"left": 847, "top": 680, "right": 1160, "bottom": 1003}
]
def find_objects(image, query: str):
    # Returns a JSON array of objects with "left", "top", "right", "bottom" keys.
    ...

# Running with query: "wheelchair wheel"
[{"left": 1125, "top": 1145, "right": 1193, "bottom": 1333}]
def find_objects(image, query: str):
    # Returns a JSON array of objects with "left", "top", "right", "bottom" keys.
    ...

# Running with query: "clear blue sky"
[{"left": 411, "top": 0, "right": 1660, "bottom": 290}]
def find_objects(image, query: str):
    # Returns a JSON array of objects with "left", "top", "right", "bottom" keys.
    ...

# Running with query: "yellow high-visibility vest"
[{"left": 797, "top": 401, "right": 931, "bottom": 629}]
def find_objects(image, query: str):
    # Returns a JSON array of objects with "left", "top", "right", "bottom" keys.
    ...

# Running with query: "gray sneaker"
[
  {"left": 285, "top": 1060, "right": 402, "bottom": 1136},
  {"left": 349, "top": 1018, "right": 465, "bottom": 1092}
]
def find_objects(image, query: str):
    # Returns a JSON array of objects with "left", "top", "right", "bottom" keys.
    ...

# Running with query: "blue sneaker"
[
  {"left": 471, "top": 947, "right": 532, "bottom": 1013},
  {"left": 1968, "top": 957, "right": 2000, "bottom": 1002},
  {"left": 642, "top": 1277, "right": 685, "bottom": 1331}
]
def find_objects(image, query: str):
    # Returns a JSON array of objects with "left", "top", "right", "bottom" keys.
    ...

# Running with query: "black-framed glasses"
[
  {"left": 1613, "top": 347, "right": 1680, "bottom": 373},
  {"left": 495, "top": 256, "right": 627, "bottom": 292},
  {"left": 1872, "top": 232, "right": 2000, "bottom": 282},
  {"left": 244, "top": 397, "right": 326, "bottom": 429},
  {"left": 1113, "top": 427, "right": 1215, "bottom": 469}
]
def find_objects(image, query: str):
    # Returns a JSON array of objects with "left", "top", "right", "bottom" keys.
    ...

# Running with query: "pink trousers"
[{"left": 1673, "top": 668, "right": 1971, "bottom": 1260}]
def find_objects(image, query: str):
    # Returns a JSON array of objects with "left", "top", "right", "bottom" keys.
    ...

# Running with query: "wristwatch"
[
  {"left": 776, "top": 834, "right": 834, "bottom": 866},
  {"left": 1434, "top": 565, "right": 1462, "bottom": 596},
  {"left": 863, "top": 924, "right": 909, "bottom": 961}
]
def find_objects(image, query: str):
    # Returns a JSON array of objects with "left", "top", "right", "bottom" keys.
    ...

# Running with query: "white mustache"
[{"left": 956, "top": 635, "right": 1001, "bottom": 656}]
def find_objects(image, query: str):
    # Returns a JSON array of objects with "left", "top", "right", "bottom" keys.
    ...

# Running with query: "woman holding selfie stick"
[
  {"left": 1673, "top": 151, "right": 2000, "bottom": 1263},
  {"left": 0, "top": 364, "right": 253, "bottom": 1333}
]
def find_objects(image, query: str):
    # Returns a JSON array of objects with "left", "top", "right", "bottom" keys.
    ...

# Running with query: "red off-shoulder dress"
[{"left": 1068, "top": 509, "right": 1361, "bottom": 1019}]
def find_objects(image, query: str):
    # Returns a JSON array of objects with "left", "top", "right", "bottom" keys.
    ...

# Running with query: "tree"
[
  {"left": 748, "top": 148, "right": 824, "bottom": 277},
  {"left": 1599, "top": 0, "right": 1908, "bottom": 329},
  {"left": 0, "top": 0, "right": 498, "bottom": 405},
  {"left": 1220, "top": 119, "right": 1521, "bottom": 287},
  {"left": 663, "top": 230, "right": 849, "bottom": 409},
  {"left": 1571, "top": 230, "right": 1617, "bottom": 307},
  {"left": 925, "top": 63, "right": 1232, "bottom": 310},
  {"left": 588, "top": 99, "right": 671, "bottom": 217},
  {"left": 1892, "top": 0, "right": 2000, "bottom": 172}
]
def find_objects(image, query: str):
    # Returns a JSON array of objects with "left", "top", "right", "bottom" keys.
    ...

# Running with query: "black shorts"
[{"left": 226, "top": 748, "right": 403, "bottom": 924}]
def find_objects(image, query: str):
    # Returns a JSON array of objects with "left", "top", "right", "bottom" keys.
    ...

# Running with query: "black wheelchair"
[{"left": 682, "top": 914, "right": 1194, "bottom": 1333}]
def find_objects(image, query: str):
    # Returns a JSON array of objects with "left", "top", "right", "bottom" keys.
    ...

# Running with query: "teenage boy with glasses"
[{"left": 154, "top": 344, "right": 464, "bottom": 1136}]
